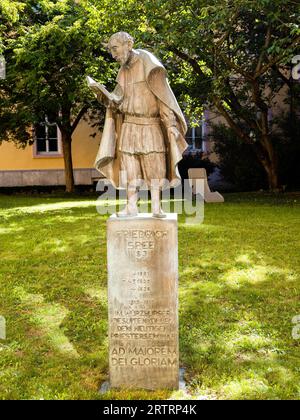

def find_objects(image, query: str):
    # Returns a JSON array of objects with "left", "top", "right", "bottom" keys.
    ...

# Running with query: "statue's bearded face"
[{"left": 109, "top": 41, "right": 131, "bottom": 65}]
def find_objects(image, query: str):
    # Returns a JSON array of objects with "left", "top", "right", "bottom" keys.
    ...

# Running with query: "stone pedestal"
[{"left": 107, "top": 213, "right": 179, "bottom": 390}]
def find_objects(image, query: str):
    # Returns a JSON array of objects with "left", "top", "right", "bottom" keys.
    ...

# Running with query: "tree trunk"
[
  {"left": 263, "top": 159, "right": 279, "bottom": 191},
  {"left": 61, "top": 130, "right": 75, "bottom": 193},
  {"left": 256, "top": 135, "right": 280, "bottom": 191},
  {"left": 213, "top": 96, "right": 281, "bottom": 191}
]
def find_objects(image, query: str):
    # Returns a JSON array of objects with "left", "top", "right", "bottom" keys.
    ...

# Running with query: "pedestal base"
[{"left": 107, "top": 213, "right": 179, "bottom": 390}]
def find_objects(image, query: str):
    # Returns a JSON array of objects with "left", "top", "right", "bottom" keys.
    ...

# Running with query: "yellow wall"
[
  {"left": 0, "top": 119, "right": 101, "bottom": 170},
  {"left": 71, "top": 118, "right": 101, "bottom": 168}
]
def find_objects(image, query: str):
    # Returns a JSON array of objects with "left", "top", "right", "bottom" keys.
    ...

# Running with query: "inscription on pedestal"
[{"left": 107, "top": 214, "right": 179, "bottom": 390}]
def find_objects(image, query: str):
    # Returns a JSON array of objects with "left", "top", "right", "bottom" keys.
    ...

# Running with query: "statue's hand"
[
  {"left": 96, "top": 92, "right": 109, "bottom": 106},
  {"left": 96, "top": 93, "right": 114, "bottom": 109},
  {"left": 167, "top": 126, "right": 180, "bottom": 141},
  {"left": 107, "top": 99, "right": 120, "bottom": 111}
]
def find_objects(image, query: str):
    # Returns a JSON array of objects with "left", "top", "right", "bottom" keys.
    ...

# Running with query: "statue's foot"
[
  {"left": 152, "top": 208, "right": 167, "bottom": 219},
  {"left": 117, "top": 205, "right": 138, "bottom": 218}
]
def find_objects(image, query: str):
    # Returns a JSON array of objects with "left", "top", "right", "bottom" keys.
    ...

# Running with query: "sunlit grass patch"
[
  {"left": 84, "top": 286, "right": 108, "bottom": 305},
  {"left": 220, "top": 377, "right": 270, "bottom": 400},
  {"left": 0, "top": 225, "right": 25, "bottom": 235},
  {"left": 6, "top": 200, "right": 98, "bottom": 214},
  {"left": 226, "top": 332, "right": 274, "bottom": 352},
  {"left": 220, "top": 264, "right": 293, "bottom": 288},
  {"left": 13, "top": 287, "right": 79, "bottom": 357}
]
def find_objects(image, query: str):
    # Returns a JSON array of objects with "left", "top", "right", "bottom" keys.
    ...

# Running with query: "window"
[
  {"left": 186, "top": 126, "right": 202, "bottom": 149},
  {"left": 34, "top": 117, "right": 61, "bottom": 156},
  {"left": 185, "top": 114, "right": 208, "bottom": 151}
]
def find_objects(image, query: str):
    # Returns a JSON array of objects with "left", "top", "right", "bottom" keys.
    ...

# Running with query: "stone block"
[{"left": 107, "top": 213, "right": 179, "bottom": 390}]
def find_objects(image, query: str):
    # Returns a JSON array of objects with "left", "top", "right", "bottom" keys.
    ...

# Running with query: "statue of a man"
[{"left": 95, "top": 32, "right": 188, "bottom": 217}]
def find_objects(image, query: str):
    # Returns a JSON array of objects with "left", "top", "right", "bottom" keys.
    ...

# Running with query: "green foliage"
[
  {"left": 139, "top": 0, "right": 299, "bottom": 111},
  {"left": 0, "top": 1, "right": 24, "bottom": 54},
  {"left": 137, "top": 0, "right": 300, "bottom": 189},
  {"left": 0, "top": 0, "right": 119, "bottom": 145},
  {"left": 212, "top": 124, "right": 267, "bottom": 191},
  {"left": 212, "top": 112, "right": 300, "bottom": 191}
]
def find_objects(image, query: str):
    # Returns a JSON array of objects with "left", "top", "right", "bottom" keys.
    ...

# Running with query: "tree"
[
  {"left": 138, "top": 0, "right": 300, "bottom": 190},
  {"left": 0, "top": 0, "right": 115, "bottom": 192},
  {"left": 0, "top": 1, "right": 24, "bottom": 54},
  {"left": 2, "top": 1, "right": 299, "bottom": 191}
]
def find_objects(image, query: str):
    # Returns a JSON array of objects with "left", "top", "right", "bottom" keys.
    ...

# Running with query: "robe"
[{"left": 94, "top": 49, "right": 188, "bottom": 189}]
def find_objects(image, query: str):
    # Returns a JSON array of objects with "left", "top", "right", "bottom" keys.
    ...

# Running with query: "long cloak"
[{"left": 94, "top": 49, "right": 188, "bottom": 189}]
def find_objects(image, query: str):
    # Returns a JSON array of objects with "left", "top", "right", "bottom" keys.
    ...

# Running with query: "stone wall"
[{"left": 0, "top": 168, "right": 101, "bottom": 187}]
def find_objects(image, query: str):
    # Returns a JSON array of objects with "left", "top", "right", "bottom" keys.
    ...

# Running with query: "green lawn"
[{"left": 0, "top": 192, "right": 299, "bottom": 400}]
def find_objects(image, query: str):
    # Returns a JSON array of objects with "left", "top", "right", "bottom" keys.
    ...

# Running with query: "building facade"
[
  {"left": 0, "top": 118, "right": 100, "bottom": 187},
  {"left": 0, "top": 79, "right": 292, "bottom": 189}
]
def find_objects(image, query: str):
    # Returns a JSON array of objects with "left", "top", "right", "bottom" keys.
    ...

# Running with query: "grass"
[{"left": 0, "top": 192, "right": 299, "bottom": 400}]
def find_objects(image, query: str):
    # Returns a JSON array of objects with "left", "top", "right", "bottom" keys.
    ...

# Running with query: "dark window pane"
[
  {"left": 48, "top": 125, "right": 57, "bottom": 139},
  {"left": 35, "top": 124, "right": 46, "bottom": 139},
  {"left": 185, "top": 127, "right": 193, "bottom": 146},
  {"left": 37, "top": 138, "right": 47, "bottom": 152},
  {"left": 48, "top": 138, "right": 58, "bottom": 152},
  {"left": 195, "top": 139, "right": 202, "bottom": 149},
  {"left": 186, "top": 127, "right": 193, "bottom": 138},
  {"left": 195, "top": 126, "right": 202, "bottom": 138},
  {"left": 185, "top": 124, "right": 205, "bottom": 149}
]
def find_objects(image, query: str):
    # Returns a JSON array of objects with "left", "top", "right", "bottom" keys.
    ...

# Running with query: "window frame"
[
  {"left": 186, "top": 126, "right": 203, "bottom": 149},
  {"left": 33, "top": 119, "right": 63, "bottom": 158}
]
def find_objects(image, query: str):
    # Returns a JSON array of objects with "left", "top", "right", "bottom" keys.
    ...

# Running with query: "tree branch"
[
  {"left": 170, "top": 46, "right": 206, "bottom": 77},
  {"left": 219, "top": 52, "right": 254, "bottom": 81},
  {"left": 251, "top": 79, "right": 269, "bottom": 113},
  {"left": 71, "top": 105, "right": 88, "bottom": 135},
  {"left": 224, "top": 78, "right": 258, "bottom": 132},
  {"left": 271, "top": 64, "right": 292, "bottom": 88},
  {"left": 215, "top": 9, "right": 240, "bottom": 47},
  {"left": 255, "top": 26, "right": 272, "bottom": 75},
  {"left": 212, "top": 96, "right": 253, "bottom": 144},
  {"left": 254, "top": 34, "right": 300, "bottom": 79}
]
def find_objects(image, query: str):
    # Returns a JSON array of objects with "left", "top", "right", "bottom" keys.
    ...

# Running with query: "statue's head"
[{"left": 106, "top": 32, "right": 134, "bottom": 65}]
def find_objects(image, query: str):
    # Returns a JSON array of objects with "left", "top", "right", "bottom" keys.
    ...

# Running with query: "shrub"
[{"left": 211, "top": 124, "right": 267, "bottom": 191}]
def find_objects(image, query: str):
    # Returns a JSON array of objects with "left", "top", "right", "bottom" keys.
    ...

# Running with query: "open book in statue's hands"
[{"left": 86, "top": 76, "right": 122, "bottom": 106}]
